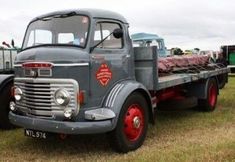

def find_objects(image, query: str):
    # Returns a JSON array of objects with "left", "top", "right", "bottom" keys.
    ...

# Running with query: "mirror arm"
[{"left": 90, "top": 32, "right": 114, "bottom": 53}]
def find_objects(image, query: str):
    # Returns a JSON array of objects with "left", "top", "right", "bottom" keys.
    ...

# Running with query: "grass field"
[{"left": 0, "top": 77, "right": 235, "bottom": 162}]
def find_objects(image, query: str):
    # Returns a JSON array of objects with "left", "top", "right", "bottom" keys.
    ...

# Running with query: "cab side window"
[{"left": 94, "top": 22, "right": 123, "bottom": 49}]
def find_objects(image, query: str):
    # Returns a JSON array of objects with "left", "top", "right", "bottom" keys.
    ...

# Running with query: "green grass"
[{"left": 0, "top": 77, "right": 235, "bottom": 162}]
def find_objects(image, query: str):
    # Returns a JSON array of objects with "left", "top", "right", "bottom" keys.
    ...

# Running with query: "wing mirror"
[{"left": 113, "top": 28, "right": 123, "bottom": 39}]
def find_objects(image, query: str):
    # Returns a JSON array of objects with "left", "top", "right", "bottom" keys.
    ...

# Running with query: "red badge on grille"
[{"left": 96, "top": 63, "right": 112, "bottom": 86}]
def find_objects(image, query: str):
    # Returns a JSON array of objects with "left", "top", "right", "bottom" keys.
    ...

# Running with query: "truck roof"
[{"left": 31, "top": 9, "right": 128, "bottom": 24}]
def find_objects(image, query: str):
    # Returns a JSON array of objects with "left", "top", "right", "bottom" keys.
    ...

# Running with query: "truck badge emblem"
[{"left": 96, "top": 63, "right": 112, "bottom": 86}]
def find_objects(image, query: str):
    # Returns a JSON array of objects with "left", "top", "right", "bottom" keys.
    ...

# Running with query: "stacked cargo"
[{"left": 158, "top": 55, "right": 210, "bottom": 73}]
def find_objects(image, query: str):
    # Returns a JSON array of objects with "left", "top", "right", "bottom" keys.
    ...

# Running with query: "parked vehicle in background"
[
  {"left": 0, "top": 47, "right": 17, "bottom": 74},
  {"left": 221, "top": 45, "right": 235, "bottom": 73},
  {"left": 198, "top": 50, "right": 219, "bottom": 63},
  {"left": 184, "top": 50, "right": 193, "bottom": 55},
  {"left": 0, "top": 45, "right": 17, "bottom": 129},
  {"left": 131, "top": 33, "right": 169, "bottom": 57}
]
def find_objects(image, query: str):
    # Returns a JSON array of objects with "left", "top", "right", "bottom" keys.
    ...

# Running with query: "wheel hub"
[
  {"left": 123, "top": 104, "right": 144, "bottom": 141},
  {"left": 133, "top": 116, "right": 141, "bottom": 128}
]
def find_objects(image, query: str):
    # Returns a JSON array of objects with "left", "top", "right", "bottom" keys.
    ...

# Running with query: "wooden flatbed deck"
[{"left": 157, "top": 67, "right": 230, "bottom": 90}]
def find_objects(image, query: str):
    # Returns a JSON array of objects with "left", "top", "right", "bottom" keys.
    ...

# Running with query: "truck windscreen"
[{"left": 22, "top": 14, "right": 90, "bottom": 49}]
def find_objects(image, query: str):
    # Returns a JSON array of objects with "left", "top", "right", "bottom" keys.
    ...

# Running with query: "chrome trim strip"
[
  {"left": 110, "top": 84, "right": 124, "bottom": 107},
  {"left": 14, "top": 63, "right": 89, "bottom": 68},
  {"left": 53, "top": 63, "right": 89, "bottom": 67},
  {"left": 105, "top": 84, "right": 120, "bottom": 107},
  {"left": 108, "top": 84, "right": 123, "bottom": 107},
  {"left": 14, "top": 64, "right": 22, "bottom": 67},
  {"left": 105, "top": 84, "right": 122, "bottom": 107}
]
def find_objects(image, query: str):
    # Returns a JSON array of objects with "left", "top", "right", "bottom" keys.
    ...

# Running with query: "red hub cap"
[
  {"left": 208, "top": 84, "right": 217, "bottom": 107},
  {"left": 123, "top": 104, "right": 144, "bottom": 141}
]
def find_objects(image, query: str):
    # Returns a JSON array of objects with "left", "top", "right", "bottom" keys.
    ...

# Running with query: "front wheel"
[
  {"left": 0, "top": 83, "right": 15, "bottom": 129},
  {"left": 108, "top": 92, "right": 149, "bottom": 153},
  {"left": 198, "top": 78, "right": 218, "bottom": 111}
]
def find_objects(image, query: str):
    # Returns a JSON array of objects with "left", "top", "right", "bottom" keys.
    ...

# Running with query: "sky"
[{"left": 0, "top": 0, "right": 235, "bottom": 51}]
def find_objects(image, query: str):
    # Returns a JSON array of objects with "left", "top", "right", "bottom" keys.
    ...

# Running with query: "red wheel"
[
  {"left": 208, "top": 83, "right": 217, "bottom": 107},
  {"left": 123, "top": 104, "right": 144, "bottom": 142},
  {"left": 198, "top": 78, "right": 218, "bottom": 111},
  {"left": 108, "top": 93, "right": 149, "bottom": 153}
]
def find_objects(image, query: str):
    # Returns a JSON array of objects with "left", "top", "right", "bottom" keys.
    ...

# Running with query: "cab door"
[{"left": 89, "top": 21, "right": 130, "bottom": 107}]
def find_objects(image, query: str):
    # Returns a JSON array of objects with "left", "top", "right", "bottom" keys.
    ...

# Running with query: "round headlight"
[
  {"left": 14, "top": 87, "right": 23, "bottom": 101},
  {"left": 54, "top": 89, "right": 71, "bottom": 106}
]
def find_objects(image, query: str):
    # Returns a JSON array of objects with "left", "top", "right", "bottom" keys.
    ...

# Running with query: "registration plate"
[{"left": 24, "top": 129, "right": 47, "bottom": 139}]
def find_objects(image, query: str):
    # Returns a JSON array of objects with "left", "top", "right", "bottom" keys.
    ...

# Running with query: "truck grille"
[{"left": 14, "top": 78, "right": 79, "bottom": 119}]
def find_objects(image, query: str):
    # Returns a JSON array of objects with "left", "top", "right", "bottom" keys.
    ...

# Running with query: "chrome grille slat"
[
  {"left": 23, "top": 97, "right": 54, "bottom": 102},
  {"left": 20, "top": 87, "right": 51, "bottom": 91},
  {"left": 16, "top": 105, "right": 28, "bottom": 111},
  {"left": 23, "top": 91, "right": 54, "bottom": 95},
  {"left": 14, "top": 78, "right": 78, "bottom": 119},
  {"left": 23, "top": 94, "right": 53, "bottom": 99},
  {"left": 17, "top": 103, "right": 61, "bottom": 110},
  {"left": 51, "top": 88, "right": 74, "bottom": 92},
  {"left": 20, "top": 100, "right": 54, "bottom": 106}
]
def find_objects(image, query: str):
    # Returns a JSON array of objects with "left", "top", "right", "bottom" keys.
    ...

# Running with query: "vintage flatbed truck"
[{"left": 0, "top": 9, "right": 229, "bottom": 152}]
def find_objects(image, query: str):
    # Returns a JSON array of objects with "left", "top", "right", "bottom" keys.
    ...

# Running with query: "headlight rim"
[
  {"left": 54, "top": 88, "right": 71, "bottom": 106},
  {"left": 14, "top": 87, "right": 23, "bottom": 101}
]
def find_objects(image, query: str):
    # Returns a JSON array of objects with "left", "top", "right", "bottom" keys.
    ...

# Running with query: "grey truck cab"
[
  {"left": 9, "top": 9, "right": 230, "bottom": 153},
  {"left": 9, "top": 9, "right": 149, "bottom": 152}
]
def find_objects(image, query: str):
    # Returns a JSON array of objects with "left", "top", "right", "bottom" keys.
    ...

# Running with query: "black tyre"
[
  {"left": 0, "top": 83, "right": 15, "bottom": 129},
  {"left": 108, "top": 92, "right": 149, "bottom": 153},
  {"left": 198, "top": 78, "right": 218, "bottom": 111}
]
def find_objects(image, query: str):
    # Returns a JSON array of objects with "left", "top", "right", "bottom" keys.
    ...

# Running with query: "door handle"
[{"left": 91, "top": 55, "right": 105, "bottom": 60}]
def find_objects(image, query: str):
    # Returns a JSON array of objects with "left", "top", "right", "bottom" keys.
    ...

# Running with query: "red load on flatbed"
[{"left": 158, "top": 55, "right": 210, "bottom": 73}]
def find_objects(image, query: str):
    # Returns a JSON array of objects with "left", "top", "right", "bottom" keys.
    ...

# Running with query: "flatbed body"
[
  {"left": 158, "top": 67, "right": 229, "bottom": 90},
  {"left": 134, "top": 46, "right": 229, "bottom": 91}
]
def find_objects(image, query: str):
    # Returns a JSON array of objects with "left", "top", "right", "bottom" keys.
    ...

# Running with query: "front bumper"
[{"left": 9, "top": 112, "right": 114, "bottom": 134}]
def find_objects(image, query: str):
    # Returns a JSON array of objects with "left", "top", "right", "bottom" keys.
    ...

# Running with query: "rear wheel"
[
  {"left": 198, "top": 78, "right": 218, "bottom": 111},
  {"left": 0, "top": 83, "right": 15, "bottom": 129},
  {"left": 108, "top": 92, "right": 149, "bottom": 153}
]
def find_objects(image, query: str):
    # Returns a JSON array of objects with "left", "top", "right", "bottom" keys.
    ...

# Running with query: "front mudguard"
[
  {"left": 103, "top": 80, "right": 154, "bottom": 130},
  {"left": 0, "top": 74, "right": 14, "bottom": 93}
]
